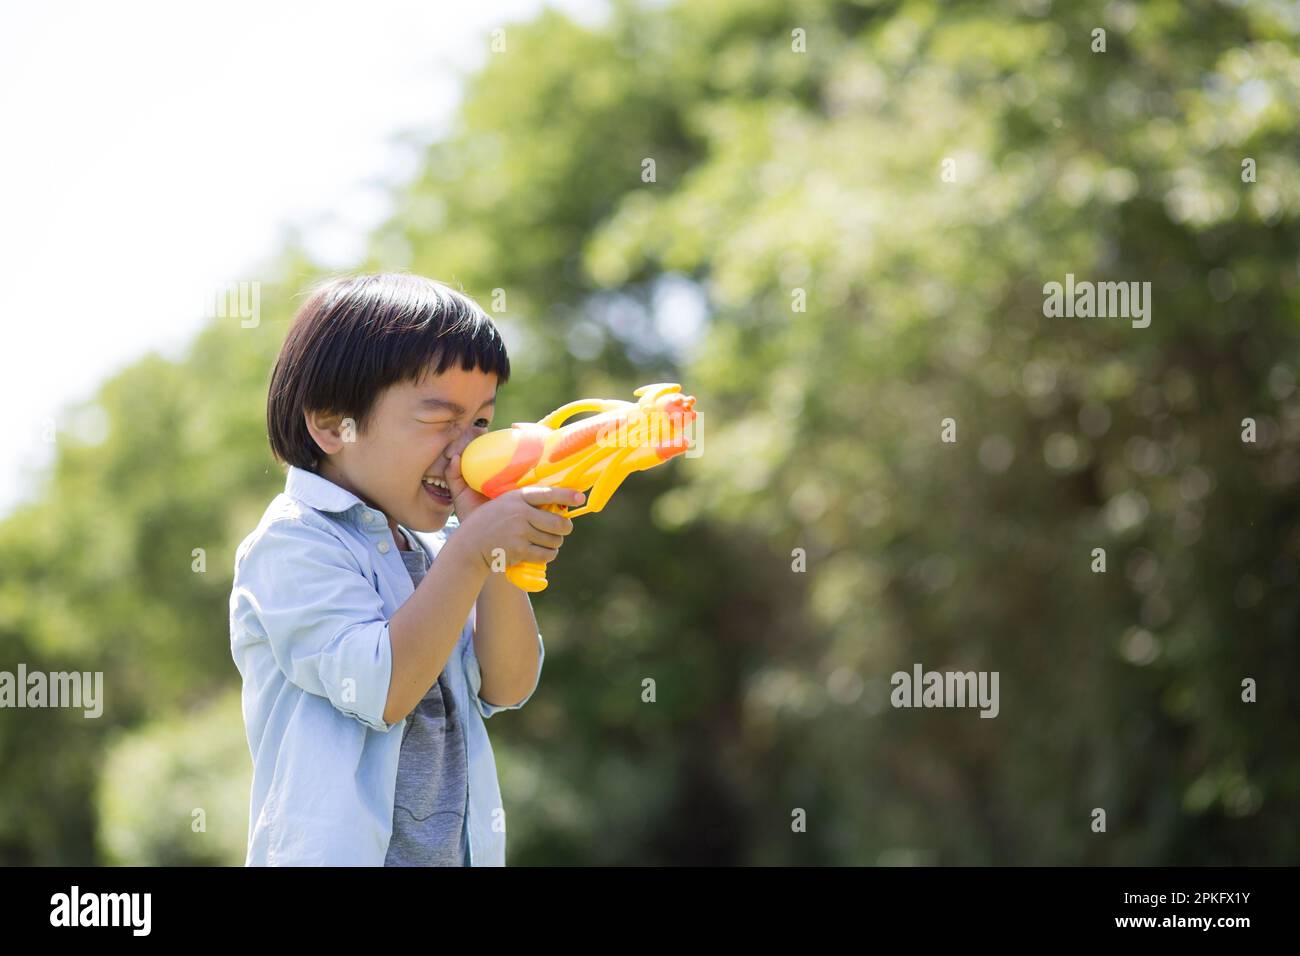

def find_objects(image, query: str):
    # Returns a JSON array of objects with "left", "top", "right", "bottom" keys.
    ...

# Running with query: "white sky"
[{"left": 0, "top": 0, "right": 607, "bottom": 519}]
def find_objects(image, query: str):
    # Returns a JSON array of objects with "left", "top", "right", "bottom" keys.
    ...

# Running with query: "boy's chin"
[{"left": 405, "top": 514, "right": 450, "bottom": 534}]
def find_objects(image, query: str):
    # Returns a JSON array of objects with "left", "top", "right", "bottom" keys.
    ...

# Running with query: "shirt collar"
[
  {"left": 284, "top": 465, "right": 369, "bottom": 515},
  {"left": 283, "top": 465, "right": 458, "bottom": 541}
]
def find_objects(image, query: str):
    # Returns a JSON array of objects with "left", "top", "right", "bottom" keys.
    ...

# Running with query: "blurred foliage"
[
  {"left": 1, "top": 0, "right": 1298, "bottom": 864},
  {"left": 97, "top": 686, "right": 249, "bottom": 866}
]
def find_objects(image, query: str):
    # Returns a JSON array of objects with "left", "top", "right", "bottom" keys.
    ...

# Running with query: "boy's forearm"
[
  {"left": 473, "top": 570, "right": 542, "bottom": 707},
  {"left": 384, "top": 532, "right": 489, "bottom": 725}
]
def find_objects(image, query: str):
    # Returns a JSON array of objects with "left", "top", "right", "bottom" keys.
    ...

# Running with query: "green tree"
[{"left": 1, "top": 0, "right": 1296, "bottom": 865}]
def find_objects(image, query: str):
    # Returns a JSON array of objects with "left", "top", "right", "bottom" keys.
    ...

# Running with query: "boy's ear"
[{"left": 304, "top": 409, "right": 354, "bottom": 456}]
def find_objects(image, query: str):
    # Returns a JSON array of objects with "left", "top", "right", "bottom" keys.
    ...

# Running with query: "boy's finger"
[
  {"left": 445, "top": 453, "right": 469, "bottom": 491},
  {"left": 520, "top": 486, "right": 586, "bottom": 508},
  {"left": 527, "top": 529, "right": 566, "bottom": 550},
  {"left": 528, "top": 510, "right": 573, "bottom": 536}
]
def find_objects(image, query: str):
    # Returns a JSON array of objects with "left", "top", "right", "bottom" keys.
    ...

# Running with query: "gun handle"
[{"left": 504, "top": 503, "right": 567, "bottom": 593}]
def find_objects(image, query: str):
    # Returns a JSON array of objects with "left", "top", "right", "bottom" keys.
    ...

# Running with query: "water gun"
[{"left": 459, "top": 382, "right": 699, "bottom": 592}]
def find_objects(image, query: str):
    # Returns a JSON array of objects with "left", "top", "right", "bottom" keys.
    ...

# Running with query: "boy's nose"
[{"left": 447, "top": 432, "right": 475, "bottom": 459}]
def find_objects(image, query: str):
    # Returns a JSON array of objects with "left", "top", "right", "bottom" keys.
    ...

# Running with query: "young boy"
[{"left": 229, "top": 273, "right": 582, "bottom": 866}]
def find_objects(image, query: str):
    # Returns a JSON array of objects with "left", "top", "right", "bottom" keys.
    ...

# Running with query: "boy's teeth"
[{"left": 422, "top": 477, "right": 449, "bottom": 490}]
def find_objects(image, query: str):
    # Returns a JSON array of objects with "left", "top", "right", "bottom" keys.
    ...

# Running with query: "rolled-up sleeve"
[
  {"left": 463, "top": 627, "right": 545, "bottom": 719},
  {"left": 231, "top": 517, "right": 396, "bottom": 733}
]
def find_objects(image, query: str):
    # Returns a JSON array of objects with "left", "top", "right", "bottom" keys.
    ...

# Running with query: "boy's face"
[{"left": 312, "top": 363, "right": 498, "bottom": 537}]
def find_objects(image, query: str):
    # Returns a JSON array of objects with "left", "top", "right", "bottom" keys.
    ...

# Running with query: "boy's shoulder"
[{"left": 233, "top": 492, "right": 354, "bottom": 572}]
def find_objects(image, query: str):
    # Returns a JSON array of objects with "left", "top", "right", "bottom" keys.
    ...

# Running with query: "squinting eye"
[{"left": 474, "top": 418, "right": 491, "bottom": 428}]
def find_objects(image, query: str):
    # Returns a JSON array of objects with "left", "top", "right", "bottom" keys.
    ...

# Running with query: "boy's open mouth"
[{"left": 422, "top": 475, "right": 452, "bottom": 504}]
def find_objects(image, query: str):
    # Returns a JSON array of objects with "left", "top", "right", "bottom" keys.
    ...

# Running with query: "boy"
[{"left": 229, "top": 273, "right": 581, "bottom": 865}]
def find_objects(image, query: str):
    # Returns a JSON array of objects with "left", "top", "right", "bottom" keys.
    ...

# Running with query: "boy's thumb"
[{"left": 446, "top": 453, "right": 469, "bottom": 490}]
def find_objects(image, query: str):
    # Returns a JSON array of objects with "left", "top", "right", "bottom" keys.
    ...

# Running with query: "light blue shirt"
[{"left": 229, "top": 465, "right": 543, "bottom": 866}]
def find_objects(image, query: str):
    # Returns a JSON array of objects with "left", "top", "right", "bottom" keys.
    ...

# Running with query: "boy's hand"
[
  {"left": 458, "top": 485, "right": 585, "bottom": 572},
  {"left": 446, "top": 450, "right": 492, "bottom": 521}
]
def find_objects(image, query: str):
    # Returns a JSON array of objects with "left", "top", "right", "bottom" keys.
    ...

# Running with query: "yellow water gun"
[{"left": 459, "top": 382, "right": 699, "bottom": 592}]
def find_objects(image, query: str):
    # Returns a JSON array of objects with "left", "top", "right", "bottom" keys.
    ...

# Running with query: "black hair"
[{"left": 267, "top": 273, "right": 510, "bottom": 470}]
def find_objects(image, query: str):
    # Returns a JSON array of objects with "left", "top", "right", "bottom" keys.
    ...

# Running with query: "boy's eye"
[{"left": 416, "top": 418, "right": 492, "bottom": 429}]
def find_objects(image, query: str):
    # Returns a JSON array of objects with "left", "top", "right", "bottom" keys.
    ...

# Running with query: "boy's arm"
[
  {"left": 431, "top": 451, "right": 576, "bottom": 718},
  {"left": 385, "top": 531, "right": 490, "bottom": 725},
  {"left": 234, "top": 517, "right": 404, "bottom": 733},
  {"left": 472, "top": 570, "right": 543, "bottom": 708}
]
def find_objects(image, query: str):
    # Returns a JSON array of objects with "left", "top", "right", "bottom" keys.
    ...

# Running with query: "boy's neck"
[{"left": 388, "top": 519, "right": 411, "bottom": 551}]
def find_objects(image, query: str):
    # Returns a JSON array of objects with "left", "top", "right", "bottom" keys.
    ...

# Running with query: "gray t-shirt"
[{"left": 383, "top": 529, "right": 471, "bottom": 867}]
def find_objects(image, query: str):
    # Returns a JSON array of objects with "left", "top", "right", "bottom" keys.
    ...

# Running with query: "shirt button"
[
  {"left": 362, "top": 512, "right": 373, "bottom": 523},
  {"left": 377, "top": 540, "right": 390, "bottom": 554}
]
